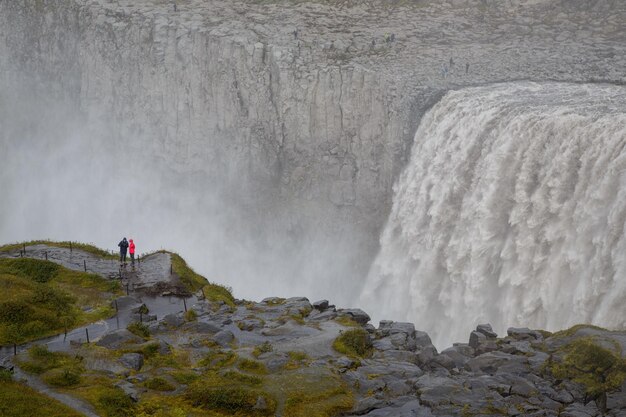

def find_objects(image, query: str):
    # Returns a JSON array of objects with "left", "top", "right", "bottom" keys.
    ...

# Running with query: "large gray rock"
[
  {"left": 96, "top": 329, "right": 143, "bottom": 349},
  {"left": 162, "top": 313, "right": 185, "bottom": 328},
  {"left": 507, "top": 327, "right": 543, "bottom": 341},
  {"left": 476, "top": 323, "right": 498, "bottom": 339},
  {"left": 213, "top": 330, "right": 235, "bottom": 347},
  {"left": 312, "top": 300, "right": 329, "bottom": 311},
  {"left": 469, "top": 331, "right": 487, "bottom": 349},
  {"left": 119, "top": 353, "right": 144, "bottom": 371},
  {"left": 338, "top": 309, "right": 371, "bottom": 325}
]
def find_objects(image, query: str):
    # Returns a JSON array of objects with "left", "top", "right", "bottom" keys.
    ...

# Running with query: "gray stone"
[
  {"left": 119, "top": 353, "right": 144, "bottom": 371},
  {"left": 469, "top": 330, "right": 487, "bottom": 348},
  {"left": 253, "top": 396, "right": 269, "bottom": 411},
  {"left": 312, "top": 300, "right": 329, "bottom": 310},
  {"left": 607, "top": 380, "right": 626, "bottom": 410},
  {"left": 182, "top": 321, "right": 221, "bottom": 334},
  {"left": 414, "top": 331, "right": 433, "bottom": 348},
  {"left": 338, "top": 308, "right": 371, "bottom": 325},
  {"left": 507, "top": 327, "right": 543, "bottom": 340},
  {"left": 213, "top": 330, "right": 235, "bottom": 347},
  {"left": 114, "top": 381, "right": 140, "bottom": 402},
  {"left": 307, "top": 310, "right": 337, "bottom": 322},
  {"left": 96, "top": 329, "right": 143, "bottom": 349},
  {"left": 162, "top": 313, "right": 185, "bottom": 328},
  {"left": 476, "top": 323, "right": 498, "bottom": 338}
]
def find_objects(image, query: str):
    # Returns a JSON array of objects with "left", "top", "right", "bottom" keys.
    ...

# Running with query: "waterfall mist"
[
  {"left": 360, "top": 82, "right": 626, "bottom": 349},
  {"left": 0, "top": 80, "right": 366, "bottom": 305}
]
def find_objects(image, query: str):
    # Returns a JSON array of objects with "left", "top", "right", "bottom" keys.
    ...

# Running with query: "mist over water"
[
  {"left": 0, "top": 81, "right": 364, "bottom": 305},
  {"left": 361, "top": 82, "right": 626, "bottom": 348}
]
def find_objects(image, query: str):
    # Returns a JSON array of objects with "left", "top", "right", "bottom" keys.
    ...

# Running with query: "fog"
[{"left": 0, "top": 78, "right": 367, "bottom": 306}]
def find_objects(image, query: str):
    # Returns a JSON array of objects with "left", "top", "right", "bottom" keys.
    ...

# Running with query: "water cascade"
[{"left": 361, "top": 82, "right": 626, "bottom": 348}]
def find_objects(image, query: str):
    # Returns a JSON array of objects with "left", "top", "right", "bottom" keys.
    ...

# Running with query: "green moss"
[
  {"left": 144, "top": 377, "right": 176, "bottom": 392},
  {"left": 222, "top": 370, "right": 263, "bottom": 386},
  {"left": 170, "top": 370, "right": 200, "bottom": 385},
  {"left": 0, "top": 259, "right": 119, "bottom": 345},
  {"left": 198, "top": 349, "right": 237, "bottom": 369},
  {"left": 96, "top": 387, "right": 137, "bottom": 417},
  {"left": 184, "top": 309, "right": 197, "bottom": 322},
  {"left": 238, "top": 358, "right": 268, "bottom": 374},
  {"left": 332, "top": 329, "right": 373, "bottom": 358},
  {"left": 252, "top": 341, "right": 273, "bottom": 358},
  {"left": 547, "top": 336, "right": 626, "bottom": 397},
  {"left": 264, "top": 369, "right": 354, "bottom": 417},
  {"left": 18, "top": 345, "right": 82, "bottom": 375},
  {"left": 551, "top": 324, "right": 609, "bottom": 338},
  {"left": 169, "top": 253, "right": 235, "bottom": 306},
  {"left": 127, "top": 322, "right": 151, "bottom": 338},
  {"left": 334, "top": 316, "right": 360, "bottom": 327},
  {"left": 185, "top": 371, "right": 276, "bottom": 415},
  {"left": 0, "top": 378, "right": 85, "bottom": 417},
  {"left": 42, "top": 367, "right": 82, "bottom": 387}
]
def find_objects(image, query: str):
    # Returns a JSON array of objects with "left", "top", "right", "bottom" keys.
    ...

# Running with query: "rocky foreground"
[{"left": 1, "top": 244, "right": 626, "bottom": 417}]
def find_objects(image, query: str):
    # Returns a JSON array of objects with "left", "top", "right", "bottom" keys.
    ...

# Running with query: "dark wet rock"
[
  {"left": 438, "top": 346, "right": 472, "bottom": 369},
  {"left": 606, "top": 380, "right": 626, "bottom": 410},
  {"left": 162, "top": 313, "right": 185, "bottom": 328},
  {"left": 364, "top": 324, "right": 376, "bottom": 333},
  {"left": 119, "top": 353, "right": 144, "bottom": 371},
  {"left": 466, "top": 351, "right": 528, "bottom": 374},
  {"left": 338, "top": 308, "right": 371, "bottom": 325},
  {"left": 417, "top": 345, "right": 438, "bottom": 366},
  {"left": 237, "top": 318, "right": 264, "bottom": 331},
  {"left": 414, "top": 331, "right": 433, "bottom": 348},
  {"left": 561, "top": 402, "right": 601, "bottom": 417},
  {"left": 307, "top": 310, "right": 337, "bottom": 322},
  {"left": 96, "top": 329, "right": 143, "bottom": 349},
  {"left": 182, "top": 321, "right": 221, "bottom": 334},
  {"left": 312, "top": 300, "right": 329, "bottom": 310},
  {"left": 335, "top": 356, "right": 358, "bottom": 370},
  {"left": 469, "top": 330, "right": 487, "bottom": 348},
  {"left": 112, "top": 296, "right": 142, "bottom": 310},
  {"left": 115, "top": 381, "right": 140, "bottom": 402},
  {"left": 372, "top": 337, "right": 395, "bottom": 351},
  {"left": 376, "top": 350, "right": 419, "bottom": 365},
  {"left": 213, "top": 330, "right": 235, "bottom": 347},
  {"left": 508, "top": 327, "right": 543, "bottom": 340},
  {"left": 476, "top": 323, "right": 498, "bottom": 339}
]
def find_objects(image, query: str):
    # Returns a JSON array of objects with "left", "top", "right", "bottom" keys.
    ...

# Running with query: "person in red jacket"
[{"left": 129, "top": 239, "right": 136, "bottom": 265}]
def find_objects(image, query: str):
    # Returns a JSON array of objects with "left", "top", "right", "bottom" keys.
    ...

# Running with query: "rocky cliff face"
[{"left": 1, "top": 0, "right": 625, "bottom": 301}]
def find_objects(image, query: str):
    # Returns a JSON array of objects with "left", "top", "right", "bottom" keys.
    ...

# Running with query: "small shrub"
[
  {"left": 198, "top": 350, "right": 237, "bottom": 369},
  {"left": 144, "top": 377, "right": 176, "bottom": 392},
  {"left": 237, "top": 358, "right": 267, "bottom": 374},
  {"left": 0, "top": 368, "right": 12, "bottom": 382},
  {"left": 170, "top": 370, "right": 200, "bottom": 385},
  {"left": 43, "top": 367, "right": 82, "bottom": 387},
  {"left": 548, "top": 337, "right": 626, "bottom": 398},
  {"left": 184, "top": 309, "right": 197, "bottom": 322},
  {"left": 252, "top": 341, "right": 273, "bottom": 358},
  {"left": 332, "top": 329, "right": 373, "bottom": 358},
  {"left": 127, "top": 322, "right": 150, "bottom": 338},
  {"left": 97, "top": 387, "right": 136, "bottom": 417},
  {"left": 222, "top": 371, "right": 262, "bottom": 386}
]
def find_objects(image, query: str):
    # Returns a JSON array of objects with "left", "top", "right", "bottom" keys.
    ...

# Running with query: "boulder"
[
  {"left": 213, "top": 330, "right": 235, "bottom": 347},
  {"left": 476, "top": 323, "right": 498, "bottom": 338},
  {"left": 182, "top": 321, "right": 221, "bottom": 334},
  {"left": 338, "top": 308, "right": 371, "bottom": 325},
  {"left": 469, "top": 331, "right": 487, "bottom": 348},
  {"left": 507, "top": 327, "right": 543, "bottom": 341},
  {"left": 312, "top": 300, "right": 329, "bottom": 310},
  {"left": 162, "top": 313, "right": 185, "bottom": 328},
  {"left": 119, "top": 353, "right": 144, "bottom": 371},
  {"left": 96, "top": 329, "right": 143, "bottom": 349}
]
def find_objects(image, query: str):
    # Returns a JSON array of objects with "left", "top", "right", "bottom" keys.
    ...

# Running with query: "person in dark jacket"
[{"left": 118, "top": 237, "right": 129, "bottom": 265}]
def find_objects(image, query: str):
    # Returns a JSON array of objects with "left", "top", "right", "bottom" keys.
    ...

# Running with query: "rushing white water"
[{"left": 361, "top": 82, "right": 626, "bottom": 348}]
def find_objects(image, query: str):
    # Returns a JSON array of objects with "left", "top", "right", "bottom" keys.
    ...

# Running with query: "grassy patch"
[
  {"left": 551, "top": 324, "right": 609, "bottom": 338},
  {"left": 238, "top": 358, "right": 267, "bottom": 374},
  {"left": 170, "top": 370, "right": 200, "bottom": 385},
  {"left": 184, "top": 309, "right": 197, "bottom": 322},
  {"left": 0, "top": 258, "right": 119, "bottom": 345},
  {"left": 127, "top": 322, "right": 151, "bottom": 338},
  {"left": 264, "top": 368, "right": 354, "bottom": 417},
  {"left": 0, "top": 377, "right": 85, "bottom": 417},
  {"left": 185, "top": 371, "right": 276, "bottom": 415},
  {"left": 198, "top": 349, "right": 237, "bottom": 369},
  {"left": 252, "top": 341, "right": 273, "bottom": 358},
  {"left": 334, "top": 316, "right": 360, "bottom": 327},
  {"left": 547, "top": 336, "right": 626, "bottom": 397},
  {"left": 18, "top": 345, "right": 83, "bottom": 375},
  {"left": 332, "top": 329, "right": 372, "bottom": 358},
  {"left": 169, "top": 253, "right": 235, "bottom": 306},
  {"left": 145, "top": 377, "right": 176, "bottom": 392}
]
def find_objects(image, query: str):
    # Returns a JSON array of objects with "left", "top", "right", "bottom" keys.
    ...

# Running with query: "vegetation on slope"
[
  {"left": 169, "top": 252, "right": 234, "bottom": 306},
  {"left": 0, "top": 240, "right": 117, "bottom": 259},
  {"left": 0, "top": 368, "right": 85, "bottom": 417},
  {"left": 0, "top": 258, "right": 119, "bottom": 345}
]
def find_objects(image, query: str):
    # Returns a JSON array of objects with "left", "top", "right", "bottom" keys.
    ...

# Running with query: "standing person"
[
  {"left": 129, "top": 239, "right": 136, "bottom": 265},
  {"left": 118, "top": 237, "right": 129, "bottom": 265}
]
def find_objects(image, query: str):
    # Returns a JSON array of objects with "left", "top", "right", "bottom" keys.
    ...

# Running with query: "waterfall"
[{"left": 361, "top": 82, "right": 626, "bottom": 348}]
